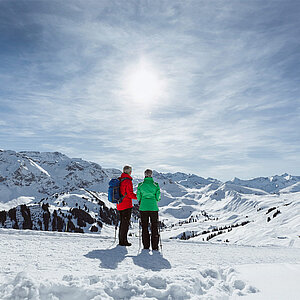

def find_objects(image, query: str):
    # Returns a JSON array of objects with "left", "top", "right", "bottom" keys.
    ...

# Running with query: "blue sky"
[{"left": 0, "top": 0, "right": 299, "bottom": 180}]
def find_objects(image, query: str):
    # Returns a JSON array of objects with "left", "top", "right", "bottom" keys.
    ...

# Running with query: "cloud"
[{"left": 0, "top": 0, "right": 300, "bottom": 180}]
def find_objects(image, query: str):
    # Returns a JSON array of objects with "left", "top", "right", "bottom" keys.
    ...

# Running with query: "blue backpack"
[{"left": 108, "top": 178, "right": 131, "bottom": 204}]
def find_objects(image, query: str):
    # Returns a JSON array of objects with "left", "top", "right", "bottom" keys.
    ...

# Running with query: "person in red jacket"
[{"left": 117, "top": 165, "right": 137, "bottom": 246}]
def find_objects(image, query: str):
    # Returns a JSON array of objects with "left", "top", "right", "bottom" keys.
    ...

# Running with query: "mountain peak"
[{"left": 0, "top": 150, "right": 118, "bottom": 203}]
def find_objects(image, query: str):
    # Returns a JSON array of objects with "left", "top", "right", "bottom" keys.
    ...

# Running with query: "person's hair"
[
  {"left": 144, "top": 169, "right": 153, "bottom": 177},
  {"left": 123, "top": 165, "right": 132, "bottom": 174}
]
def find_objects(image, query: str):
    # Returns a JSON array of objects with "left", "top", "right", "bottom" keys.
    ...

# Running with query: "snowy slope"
[
  {"left": 159, "top": 186, "right": 300, "bottom": 248},
  {"left": 1, "top": 229, "right": 300, "bottom": 299},
  {"left": 0, "top": 150, "right": 120, "bottom": 203},
  {"left": 1, "top": 150, "right": 300, "bottom": 249},
  {"left": 226, "top": 173, "right": 300, "bottom": 194}
]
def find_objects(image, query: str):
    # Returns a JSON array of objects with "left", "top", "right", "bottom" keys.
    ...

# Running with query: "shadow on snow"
[
  {"left": 84, "top": 245, "right": 128, "bottom": 269},
  {"left": 84, "top": 247, "right": 171, "bottom": 271},
  {"left": 130, "top": 249, "right": 171, "bottom": 271}
]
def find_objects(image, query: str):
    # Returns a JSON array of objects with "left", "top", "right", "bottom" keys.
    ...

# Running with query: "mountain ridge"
[
  {"left": 0, "top": 149, "right": 299, "bottom": 248},
  {"left": 1, "top": 149, "right": 300, "bottom": 205}
]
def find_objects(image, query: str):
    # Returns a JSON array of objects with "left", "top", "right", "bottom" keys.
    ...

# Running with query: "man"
[
  {"left": 137, "top": 169, "right": 161, "bottom": 251},
  {"left": 117, "top": 165, "right": 137, "bottom": 246}
]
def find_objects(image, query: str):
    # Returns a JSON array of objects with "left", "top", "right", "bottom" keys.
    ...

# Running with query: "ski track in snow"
[{"left": 1, "top": 229, "right": 300, "bottom": 299}]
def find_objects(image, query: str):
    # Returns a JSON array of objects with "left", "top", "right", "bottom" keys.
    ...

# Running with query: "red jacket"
[{"left": 117, "top": 173, "right": 137, "bottom": 211}]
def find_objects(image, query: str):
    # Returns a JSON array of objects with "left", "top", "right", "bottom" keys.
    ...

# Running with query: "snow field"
[
  {"left": 236, "top": 263, "right": 300, "bottom": 300},
  {"left": 1, "top": 229, "right": 300, "bottom": 299},
  {"left": 160, "top": 191, "right": 300, "bottom": 249},
  {"left": 0, "top": 266, "right": 257, "bottom": 300}
]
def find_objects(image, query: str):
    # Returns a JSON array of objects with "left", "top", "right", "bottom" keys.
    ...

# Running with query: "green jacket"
[{"left": 137, "top": 177, "right": 161, "bottom": 211}]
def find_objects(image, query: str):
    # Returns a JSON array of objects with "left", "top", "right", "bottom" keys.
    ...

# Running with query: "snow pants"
[
  {"left": 140, "top": 211, "right": 159, "bottom": 250},
  {"left": 118, "top": 208, "right": 132, "bottom": 244}
]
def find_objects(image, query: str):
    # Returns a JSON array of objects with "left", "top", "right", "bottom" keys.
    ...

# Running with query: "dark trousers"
[
  {"left": 140, "top": 211, "right": 159, "bottom": 250},
  {"left": 118, "top": 208, "right": 132, "bottom": 244}
]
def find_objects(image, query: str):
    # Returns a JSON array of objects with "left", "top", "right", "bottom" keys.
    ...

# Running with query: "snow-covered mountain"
[
  {"left": 156, "top": 171, "right": 221, "bottom": 189},
  {"left": 0, "top": 150, "right": 120, "bottom": 203},
  {"left": 0, "top": 150, "right": 299, "bottom": 248},
  {"left": 226, "top": 173, "right": 300, "bottom": 194},
  {"left": 1, "top": 150, "right": 299, "bottom": 205}
]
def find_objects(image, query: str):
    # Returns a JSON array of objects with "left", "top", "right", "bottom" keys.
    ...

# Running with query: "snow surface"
[
  {"left": 1, "top": 228, "right": 299, "bottom": 299},
  {"left": 0, "top": 196, "right": 34, "bottom": 211},
  {"left": 237, "top": 264, "right": 300, "bottom": 300}
]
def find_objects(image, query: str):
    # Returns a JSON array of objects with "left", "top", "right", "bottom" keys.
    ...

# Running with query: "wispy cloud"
[{"left": 0, "top": 0, "right": 299, "bottom": 180}]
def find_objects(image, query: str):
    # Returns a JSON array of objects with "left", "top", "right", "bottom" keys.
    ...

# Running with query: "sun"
[{"left": 122, "top": 58, "right": 166, "bottom": 106}]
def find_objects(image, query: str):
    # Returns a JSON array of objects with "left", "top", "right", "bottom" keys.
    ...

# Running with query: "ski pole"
[
  {"left": 138, "top": 207, "right": 142, "bottom": 252},
  {"left": 113, "top": 220, "right": 118, "bottom": 244},
  {"left": 107, "top": 215, "right": 119, "bottom": 249},
  {"left": 138, "top": 218, "right": 142, "bottom": 252},
  {"left": 158, "top": 216, "right": 162, "bottom": 252}
]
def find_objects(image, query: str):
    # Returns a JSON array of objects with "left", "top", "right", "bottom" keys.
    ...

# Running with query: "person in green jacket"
[{"left": 137, "top": 169, "right": 161, "bottom": 251}]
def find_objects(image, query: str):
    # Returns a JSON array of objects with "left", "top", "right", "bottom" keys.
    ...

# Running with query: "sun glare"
[{"left": 122, "top": 58, "right": 166, "bottom": 106}]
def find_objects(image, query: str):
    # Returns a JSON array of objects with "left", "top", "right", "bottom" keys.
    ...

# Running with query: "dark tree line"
[
  {"left": 179, "top": 220, "right": 251, "bottom": 241},
  {"left": 0, "top": 202, "right": 100, "bottom": 233}
]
